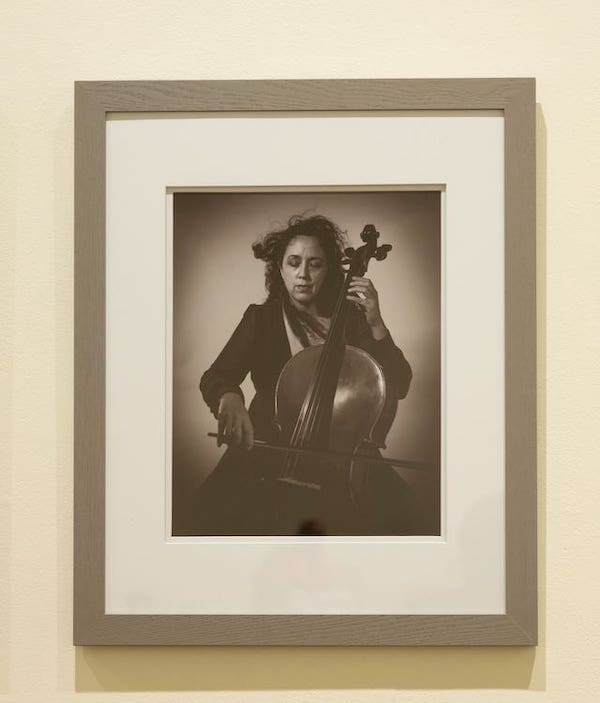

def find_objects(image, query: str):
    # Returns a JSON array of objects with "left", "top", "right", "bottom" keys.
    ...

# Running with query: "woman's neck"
[{"left": 288, "top": 297, "right": 320, "bottom": 317}]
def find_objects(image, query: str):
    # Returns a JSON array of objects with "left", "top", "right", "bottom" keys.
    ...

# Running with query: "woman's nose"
[{"left": 298, "top": 262, "right": 310, "bottom": 279}]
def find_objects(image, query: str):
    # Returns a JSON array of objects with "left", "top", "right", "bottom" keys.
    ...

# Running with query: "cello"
[{"left": 269, "top": 224, "right": 400, "bottom": 507}]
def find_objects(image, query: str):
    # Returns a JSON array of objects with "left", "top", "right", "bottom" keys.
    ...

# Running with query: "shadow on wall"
[
  {"left": 76, "top": 645, "right": 539, "bottom": 691},
  {"left": 0, "top": 109, "right": 17, "bottom": 696}
]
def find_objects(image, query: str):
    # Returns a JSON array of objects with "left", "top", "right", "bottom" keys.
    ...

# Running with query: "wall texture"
[{"left": 2, "top": 0, "right": 599, "bottom": 700}]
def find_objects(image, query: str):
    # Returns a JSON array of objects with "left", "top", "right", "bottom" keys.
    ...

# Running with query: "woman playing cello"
[{"left": 196, "top": 214, "right": 415, "bottom": 535}]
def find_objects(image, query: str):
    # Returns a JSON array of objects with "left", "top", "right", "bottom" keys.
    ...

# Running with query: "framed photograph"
[{"left": 74, "top": 79, "right": 536, "bottom": 645}]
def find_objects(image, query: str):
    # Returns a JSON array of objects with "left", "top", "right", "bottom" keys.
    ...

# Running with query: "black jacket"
[{"left": 200, "top": 301, "right": 412, "bottom": 440}]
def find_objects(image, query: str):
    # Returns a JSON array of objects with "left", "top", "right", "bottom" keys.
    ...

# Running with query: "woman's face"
[{"left": 280, "top": 235, "right": 328, "bottom": 309}]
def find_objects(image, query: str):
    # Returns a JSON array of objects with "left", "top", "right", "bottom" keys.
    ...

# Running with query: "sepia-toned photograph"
[{"left": 171, "top": 189, "right": 441, "bottom": 537}]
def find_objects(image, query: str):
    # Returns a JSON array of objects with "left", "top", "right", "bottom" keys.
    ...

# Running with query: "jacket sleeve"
[
  {"left": 199, "top": 305, "right": 257, "bottom": 418},
  {"left": 350, "top": 310, "right": 413, "bottom": 400}
]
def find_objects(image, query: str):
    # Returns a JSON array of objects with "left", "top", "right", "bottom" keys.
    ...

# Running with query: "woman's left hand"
[{"left": 347, "top": 276, "right": 389, "bottom": 340}]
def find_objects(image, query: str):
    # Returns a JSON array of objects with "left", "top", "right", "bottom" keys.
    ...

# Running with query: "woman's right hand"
[{"left": 217, "top": 392, "right": 254, "bottom": 450}]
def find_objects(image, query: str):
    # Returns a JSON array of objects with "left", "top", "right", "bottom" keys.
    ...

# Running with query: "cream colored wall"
[{"left": 2, "top": 0, "right": 599, "bottom": 700}]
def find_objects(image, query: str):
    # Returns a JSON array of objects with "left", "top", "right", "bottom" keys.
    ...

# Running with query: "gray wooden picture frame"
[{"left": 74, "top": 78, "right": 537, "bottom": 646}]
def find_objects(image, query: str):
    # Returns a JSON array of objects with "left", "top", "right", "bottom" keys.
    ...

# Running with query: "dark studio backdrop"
[{"left": 172, "top": 190, "right": 441, "bottom": 535}]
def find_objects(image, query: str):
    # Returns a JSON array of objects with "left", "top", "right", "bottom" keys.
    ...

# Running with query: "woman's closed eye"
[{"left": 286, "top": 256, "right": 324, "bottom": 269}]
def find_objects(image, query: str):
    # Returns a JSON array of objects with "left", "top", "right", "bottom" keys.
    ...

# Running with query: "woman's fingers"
[
  {"left": 348, "top": 279, "right": 376, "bottom": 296},
  {"left": 347, "top": 277, "right": 384, "bottom": 328},
  {"left": 217, "top": 412, "right": 227, "bottom": 447},
  {"left": 241, "top": 415, "right": 255, "bottom": 451},
  {"left": 230, "top": 417, "right": 242, "bottom": 445},
  {"left": 347, "top": 286, "right": 372, "bottom": 304},
  {"left": 218, "top": 410, "right": 254, "bottom": 449},
  {"left": 346, "top": 294, "right": 367, "bottom": 306},
  {"left": 217, "top": 411, "right": 237, "bottom": 446},
  {"left": 347, "top": 290, "right": 368, "bottom": 302}
]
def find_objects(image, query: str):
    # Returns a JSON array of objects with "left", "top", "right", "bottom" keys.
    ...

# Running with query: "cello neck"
[{"left": 321, "top": 267, "right": 353, "bottom": 351}]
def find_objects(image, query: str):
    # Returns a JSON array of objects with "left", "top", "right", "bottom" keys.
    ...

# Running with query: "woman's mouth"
[{"left": 295, "top": 284, "right": 311, "bottom": 291}]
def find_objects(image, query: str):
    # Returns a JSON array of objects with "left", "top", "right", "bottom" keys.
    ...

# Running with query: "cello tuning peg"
[
  {"left": 374, "top": 244, "right": 392, "bottom": 261},
  {"left": 360, "top": 224, "right": 379, "bottom": 243}
]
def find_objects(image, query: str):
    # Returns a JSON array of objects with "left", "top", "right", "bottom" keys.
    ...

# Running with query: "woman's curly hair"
[
  {"left": 252, "top": 214, "right": 347, "bottom": 312},
  {"left": 252, "top": 214, "right": 347, "bottom": 346}
]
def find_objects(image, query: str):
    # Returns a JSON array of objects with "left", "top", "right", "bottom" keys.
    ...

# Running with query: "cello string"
[
  {"left": 283, "top": 273, "right": 349, "bottom": 477},
  {"left": 292, "top": 278, "right": 349, "bottom": 444},
  {"left": 296, "top": 267, "right": 353, "bottom": 448},
  {"left": 301, "top": 306, "right": 349, "bottom": 455},
  {"left": 301, "top": 265, "right": 353, "bottom": 434},
  {"left": 286, "top": 269, "right": 353, "bottom": 479}
]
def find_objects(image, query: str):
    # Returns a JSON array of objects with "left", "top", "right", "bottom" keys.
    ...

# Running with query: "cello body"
[{"left": 274, "top": 343, "right": 389, "bottom": 505}]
